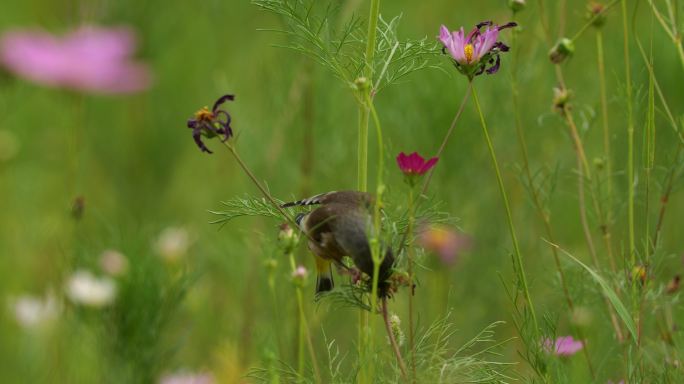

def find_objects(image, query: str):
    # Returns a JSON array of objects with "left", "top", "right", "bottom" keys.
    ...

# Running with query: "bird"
[{"left": 282, "top": 190, "right": 395, "bottom": 297}]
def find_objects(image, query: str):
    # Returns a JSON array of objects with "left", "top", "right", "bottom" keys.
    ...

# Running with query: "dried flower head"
[
  {"left": 439, "top": 21, "right": 517, "bottom": 79},
  {"left": 186, "top": 95, "right": 235, "bottom": 154},
  {"left": 0, "top": 26, "right": 151, "bottom": 93}
]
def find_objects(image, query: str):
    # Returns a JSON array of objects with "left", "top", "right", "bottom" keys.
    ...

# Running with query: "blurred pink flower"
[
  {"left": 0, "top": 26, "right": 151, "bottom": 94},
  {"left": 159, "top": 372, "right": 214, "bottom": 384},
  {"left": 543, "top": 336, "right": 584, "bottom": 356},
  {"left": 418, "top": 224, "right": 471, "bottom": 266}
]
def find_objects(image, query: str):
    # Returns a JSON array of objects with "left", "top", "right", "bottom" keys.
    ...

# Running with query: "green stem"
[
  {"left": 359, "top": 2, "right": 381, "bottom": 382},
  {"left": 510, "top": 16, "right": 596, "bottom": 376},
  {"left": 358, "top": 0, "right": 381, "bottom": 193},
  {"left": 596, "top": 29, "right": 617, "bottom": 272},
  {"left": 288, "top": 252, "right": 321, "bottom": 384},
  {"left": 470, "top": 83, "right": 540, "bottom": 333},
  {"left": 621, "top": 0, "right": 636, "bottom": 271},
  {"left": 382, "top": 297, "right": 409, "bottom": 381},
  {"left": 406, "top": 187, "right": 416, "bottom": 383},
  {"left": 358, "top": 108, "right": 369, "bottom": 192},
  {"left": 621, "top": 0, "right": 640, "bottom": 348}
]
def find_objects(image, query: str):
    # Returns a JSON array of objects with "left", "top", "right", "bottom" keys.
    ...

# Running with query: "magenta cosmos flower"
[
  {"left": 439, "top": 21, "right": 516, "bottom": 79},
  {"left": 543, "top": 336, "right": 584, "bottom": 356},
  {"left": 397, "top": 152, "right": 438, "bottom": 186},
  {"left": 0, "top": 26, "right": 151, "bottom": 94}
]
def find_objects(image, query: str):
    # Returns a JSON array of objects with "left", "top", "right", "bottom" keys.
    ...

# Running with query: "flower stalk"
[{"left": 470, "top": 83, "right": 540, "bottom": 334}]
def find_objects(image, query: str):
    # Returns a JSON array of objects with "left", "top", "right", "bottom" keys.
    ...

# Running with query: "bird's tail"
[{"left": 314, "top": 255, "right": 334, "bottom": 294}]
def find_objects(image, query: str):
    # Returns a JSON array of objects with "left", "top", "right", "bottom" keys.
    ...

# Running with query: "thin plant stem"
[
  {"left": 569, "top": 0, "right": 620, "bottom": 42},
  {"left": 596, "top": 29, "right": 617, "bottom": 271},
  {"left": 420, "top": 82, "right": 472, "bottom": 196},
  {"left": 470, "top": 83, "right": 540, "bottom": 334},
  {"left": 621, "top": 0, "right": 636, "bottom": 273},
  {"left": 538, "top": 0, "right": 626, "bottom": 343},
  {"left": 509, "top": 16, "right": 596, "bottom": 376},
  {"left": 288, "top": 252, "right": 322, "bottom": 384},
  {"left": 382, "top": 297, "right": 409, "bottom": 381},
  {"left": 359, "top": 3, "right": 381, "bottom": 381},
  {"left": 395, "top": 85, "right": 471, "bottom": 258},
  {"left": 406, "top": 187, "right": 416, "bottom": 383},
  {"left": 621, "top": 0, "right": 640, "bottom": 349},
  {"left": 358, "top": 108, "right": 369, "bottom": 192},
  {"left": 358, "top": 0, "right": 381, "bottom": 194}
]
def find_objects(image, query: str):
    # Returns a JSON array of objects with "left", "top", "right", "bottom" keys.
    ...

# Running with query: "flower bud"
[
  {"left": 587, "top": 2, "right": 607, "bottom": 28},
  {"left": 278, "top": 222, "right": 299, "bottom": 253},
  {"left": 509, "top": 0, "right": 526, "bottom": 13},
  {"left": 549, "top": 38, "right": 575, "bottom": 64},
  {"left": 632, "top": 265, "right": 647, "bottom": 286},
  {"left": 593, "top": 157, "right": 605, "bottom": 171},
  {"left": 353, "top": 77, "right": 370, "bottom": 91},
  {"left": 291, "top": 265, "right": 309, "bottom": 287},
  {"left": 552, "top": 86, "right": 573, "bottom": 114}
]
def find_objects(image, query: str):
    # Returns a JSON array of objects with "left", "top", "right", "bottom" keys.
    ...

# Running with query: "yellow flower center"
[
  {"left": 194, "top": 107, "right": 214, "bottom": 122},
  {"left": 464, "top": 44, "right": 474, "bottom": 63}
]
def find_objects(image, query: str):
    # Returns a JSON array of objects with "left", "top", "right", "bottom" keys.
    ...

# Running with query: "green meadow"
[{"left": 1, "top": 0, "right": 683, "bottom": 382}]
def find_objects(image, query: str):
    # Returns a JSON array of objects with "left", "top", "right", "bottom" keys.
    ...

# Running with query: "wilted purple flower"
[
  {"left": 543, "top": 336, "right": 584, "bottom": 356},
  {"left": 186, "top": 95, "right": 235, "bottom": 154},
  {"left": 438, "top": 21, "right": 516, "bottom": 79},
  {"left": 0, "top": 26, "right": 151, "bottom": 94}
]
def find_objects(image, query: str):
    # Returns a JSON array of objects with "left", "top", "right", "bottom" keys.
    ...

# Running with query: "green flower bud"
[
  {"left": 509, "top": 0, "right": 526, "bottom": 13},
  {"left": 549, "top": 38, "right": 575, "bottom": 64}
]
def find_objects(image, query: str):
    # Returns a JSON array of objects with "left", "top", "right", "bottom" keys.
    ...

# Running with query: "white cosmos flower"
[
  {"left": 66, "top": 270, "right": 116, "bottom": 307},
  {"left": 155, "top": 227, "right": 191, "bottom": 262},
  {"left": 11, "top": 291, "right": 59, "bottom": 329}
]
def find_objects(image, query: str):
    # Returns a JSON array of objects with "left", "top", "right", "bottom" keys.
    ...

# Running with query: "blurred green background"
[{"left": 1, "top": 0, "right": 683, "bottom": 382}]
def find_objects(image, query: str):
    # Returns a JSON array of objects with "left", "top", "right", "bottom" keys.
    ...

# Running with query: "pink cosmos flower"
[
  {"left": 438, "top": 21, "right": 516, "bottom": 78},
  {"left": 159, "top": 372, "right": 214, "bottom": 384},
  {"left": 543, "top": 336, "right": 584, "bottom": 356},
  {"left": 0, "top": 26, "right": 151, "bottom": 94},
  {"left": 418, "top": 224, "right": 472, "bottom": 266}
]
